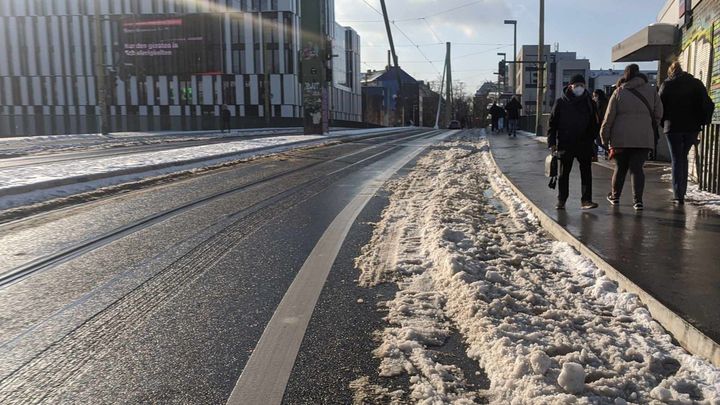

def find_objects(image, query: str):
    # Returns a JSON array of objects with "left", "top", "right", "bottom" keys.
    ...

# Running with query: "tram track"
[{"left": 0, "top": 129, "right": 439, "bottom": 289}]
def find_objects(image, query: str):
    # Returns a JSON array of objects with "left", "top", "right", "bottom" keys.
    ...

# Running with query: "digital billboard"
[{"left": 121, "top": 14, "right": 223, "bottom": 76}]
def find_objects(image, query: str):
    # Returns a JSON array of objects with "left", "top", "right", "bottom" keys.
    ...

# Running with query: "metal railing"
[{"left": 698, "top": 124, "right": 720, "bottom": 194}]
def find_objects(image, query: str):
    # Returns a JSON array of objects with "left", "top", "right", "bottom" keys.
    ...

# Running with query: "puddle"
[{"left": 483, "top": 188, "right": 508, "bottom": 214}]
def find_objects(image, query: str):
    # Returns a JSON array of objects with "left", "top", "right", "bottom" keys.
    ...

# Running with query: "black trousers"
[
  {"left": 611, "top": 148, "right": 649, "bottom": 203},
  {"left": 558, "top": 149, "right": 593, "bottom": 203},
  {"left": 491, "top": 118, "right": 499, "bottom": 132}
]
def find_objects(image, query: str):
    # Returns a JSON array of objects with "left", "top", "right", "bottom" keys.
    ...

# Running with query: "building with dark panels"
[
  {"left": 362, "top": 67, "right": 419, "bottom": 127},
  {"left": 0, "top": 0, "right": 361, "bottom": 136}
]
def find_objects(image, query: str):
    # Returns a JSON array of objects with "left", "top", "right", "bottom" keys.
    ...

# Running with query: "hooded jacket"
[
  {"left": 547, "top": 87, "right": 598, "bottom": 152},
  {"left": 505, "top": 98, "right": 522, "bottom": 119},
  {"left": 489, "top": 104, "right": 504, "bottom": 119},
  {"left": 600, "top": 76, "right": 663, "bottom": 149},
  {"left": 659, "top": 72, "right": 710, "bottom": 134}
]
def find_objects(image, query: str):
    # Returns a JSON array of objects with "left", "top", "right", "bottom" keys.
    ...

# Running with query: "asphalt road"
[{"left": 0, "top": 128, "right": 461, "bottom": 404}]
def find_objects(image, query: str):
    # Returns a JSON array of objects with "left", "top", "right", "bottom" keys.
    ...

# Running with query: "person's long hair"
[
  {"left": 593, "top": 89, "right": 608, "bottom": 104},
  {"left": 668, "top": 61, "right": 683, "bottom": 79},
  {"left": 623, "top": 64, "right": 641, "bottom": 83}
]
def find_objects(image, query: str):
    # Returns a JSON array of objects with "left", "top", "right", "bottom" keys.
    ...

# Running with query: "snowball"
[
  {"left": 558, "top": 362, "right": 585, "bottom": 394},
  {"left": 512, "top": 357, "right": 531, "bottom": 378},
  {"left": 650, "top": 386, "right": 672, "bottom": 401},
  {"left": 530, "top": 351, "right": 551, "bottom": 375},
  {"left": 485, "top": 270, "right": 504, "bottom": 284}
]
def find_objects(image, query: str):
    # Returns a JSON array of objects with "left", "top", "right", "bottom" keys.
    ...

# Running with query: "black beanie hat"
[{"left": 570, "top": 74, "right": 586, "bottom": 85}]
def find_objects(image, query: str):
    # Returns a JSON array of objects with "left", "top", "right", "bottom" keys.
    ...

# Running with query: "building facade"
[
  {"left": 589, "top": 69, "right": 658, "bottom": 95},
  {"left": 515, "top": 45, "right": 551, "bottom": 115},
  {"left": 0, "top": 0, "right": 361, "bottom": 136},
  {"left": 514, "top": 45, "right": 590, "bottom": 115},
  {"left": 330, "top": 22, "right": 361, "bottom": 122},
  {"left": 362, "top": 67, "right": 419, "bottom": 127},
  {"left": 612, "top": 0, "right": 720, "bottom": 194}
]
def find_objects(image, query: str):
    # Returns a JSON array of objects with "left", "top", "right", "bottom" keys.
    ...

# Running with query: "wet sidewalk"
[{"left": 488, "top": 131, "right": 720, "bottom": 345}]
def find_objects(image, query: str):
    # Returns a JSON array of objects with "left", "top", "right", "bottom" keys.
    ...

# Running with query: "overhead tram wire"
[
  {"left": 346, "top": 0, "right": 485, "bottom": 23},
  {"left": 421, "top": 18, "right": 442, "bottom": 43},
  {"left": 360, "top": 0, "right": 442, "bottom": 76}
]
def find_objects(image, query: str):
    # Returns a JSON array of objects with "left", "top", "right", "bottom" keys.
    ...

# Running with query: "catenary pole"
[
  {"left": 445, "top": 42, "right": 453, "bottom": 126},
  {"left": 380, "top": 0, "right": 404, "bottom": 126},
  {"left": 94, "top": 0, "right": 109, "bottom": 134},
  {"left": 535, "top": 0, "right": 545, "bottom": 136},
  {"left": 434, "top": 58, "right": 446, "bottom": 129}
]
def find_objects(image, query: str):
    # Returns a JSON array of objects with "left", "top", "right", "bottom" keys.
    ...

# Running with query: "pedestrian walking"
[
  {"left": 489, "top": 103, "right": 504, "bottom": 133},
  {"left": 221, "top": 104, "right": 232, "bottom": 133},
  {"left": 592, "top": 89, "right": 609, "bottom": 160},
  {"left": 659, "top": 61, "right": 715, "bottom": 205},
  {"left": 547, "top": 74, "right": 600, "bottom": 210},
  {"left": 600, "top": 64, "right": 663, "bottom": 211},
  {"left": 505, "top": 96, "right": 522, "bottom": 137}
]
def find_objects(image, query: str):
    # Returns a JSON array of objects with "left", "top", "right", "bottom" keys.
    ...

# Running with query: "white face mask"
[{"left": 572, "top": 86, "right": 585, "bottom": 97}]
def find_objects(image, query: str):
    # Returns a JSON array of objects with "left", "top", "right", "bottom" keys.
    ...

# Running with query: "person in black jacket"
[
  {"left": 659, "top": 62, "right": 713, "bottom": 204},
  {"left": 489, "top": 103, "right": 504, "bottom": 133},
  {"left": 221, "top": 104, "right": 232, "bottom": 133},
  {"left": 505, "top": 96, "right": 522, "bottom": 137},
  {"left": 547, "top": 74, "right": 599, "bottom": 210}
]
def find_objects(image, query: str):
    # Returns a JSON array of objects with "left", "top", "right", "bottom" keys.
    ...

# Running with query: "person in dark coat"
[
  {"left": 221, "top": 104, "right": 232, "bottom": 133},
  {"left": 505, "top": 96, "right": 522, "bottom": 137},
  {"left": 548, "top": 74, "right": 599, "bottom": 210},
  {"left": 592, "top": 89, "right": 609, "bottom": 160},
  {"left": 659, "top": 61, "right": 713, "bottom": 204},
  {"left": 489, "top": 103, "right": 504, "bottom": 133}
]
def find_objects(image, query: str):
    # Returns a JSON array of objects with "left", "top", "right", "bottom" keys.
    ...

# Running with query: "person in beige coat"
[{"left": 600, "top": 64, "right": 663, "bottom": 210}]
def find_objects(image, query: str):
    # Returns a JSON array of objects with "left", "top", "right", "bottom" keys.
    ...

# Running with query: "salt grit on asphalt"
[{"left": 353, "top": 136, "right": 720, "bottom": 404}]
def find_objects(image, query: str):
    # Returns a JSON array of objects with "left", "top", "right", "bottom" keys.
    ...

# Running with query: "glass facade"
[{"left": 0, "top": 0, "right": 360, "bottom": 136}]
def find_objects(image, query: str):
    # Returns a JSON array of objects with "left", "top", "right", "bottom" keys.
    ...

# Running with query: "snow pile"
[
  {"left": 0, "top": 135, "right": 321, "bottom": 191},
  {"left": 661, "top": 169, "right": 720, "bottom": 213},
  {"left": 0, "top": 127, "right": 397, "bottom": 158},
  {"left": 0, "top": 128, "right": 315, "bottom": 158},
  {"left": 355, "top": 135, "right": 720, "bottom": 404}
]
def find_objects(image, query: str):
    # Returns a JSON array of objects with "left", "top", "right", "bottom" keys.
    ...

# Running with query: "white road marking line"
[{"left": 226, "top": 131, "right": 455, "bottom": 405}]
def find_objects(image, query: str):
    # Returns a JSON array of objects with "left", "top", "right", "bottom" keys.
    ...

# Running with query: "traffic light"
[{"left": 498, "top": 61, "right": 506, "bottom": 77}]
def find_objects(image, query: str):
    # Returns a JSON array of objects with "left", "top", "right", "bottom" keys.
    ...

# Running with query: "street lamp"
[{"left": 504, "top": 20, "right": 517, "bottom": 95}]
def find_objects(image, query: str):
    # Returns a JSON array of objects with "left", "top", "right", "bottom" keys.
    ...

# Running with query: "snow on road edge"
[
  {"left": 354, "top": 135, "right": 720, "bottom": 404},
  {"left": 0, "top": 128, "right": 401, "bottom": 210}
]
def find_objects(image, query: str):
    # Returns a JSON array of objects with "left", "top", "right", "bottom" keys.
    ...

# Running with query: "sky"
[{"left": 334, "top": 0, "right": 668, "bottom": 93}]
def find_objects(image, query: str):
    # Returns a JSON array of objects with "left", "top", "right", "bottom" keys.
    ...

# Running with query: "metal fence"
[
  {"left": 698, "top": 125, "right": 720, "bottom": 194},
  {"left": 518, "top": 115, "right": 550, "bottom": 134}
]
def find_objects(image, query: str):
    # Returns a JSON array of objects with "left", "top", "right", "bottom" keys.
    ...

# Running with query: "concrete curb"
[
  {"left": 486, "top": 136, "right": 720, "bottom": 368},
  {"left": 0, "top": 129, "right": 407, "bottom": 200}
]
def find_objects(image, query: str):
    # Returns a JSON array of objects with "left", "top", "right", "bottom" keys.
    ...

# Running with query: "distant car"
[{"left": 448, "top": 120, "right": 462, "bottom": 129}]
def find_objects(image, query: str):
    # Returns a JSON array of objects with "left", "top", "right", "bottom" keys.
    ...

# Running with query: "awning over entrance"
[{"left": 612, "top": 23, "right": 679, "bottom": 62}]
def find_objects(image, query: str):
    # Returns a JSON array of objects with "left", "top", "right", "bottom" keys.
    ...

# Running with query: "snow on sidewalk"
[{"left": 354, "top": 136, "right": 720, "bottom": 404}]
